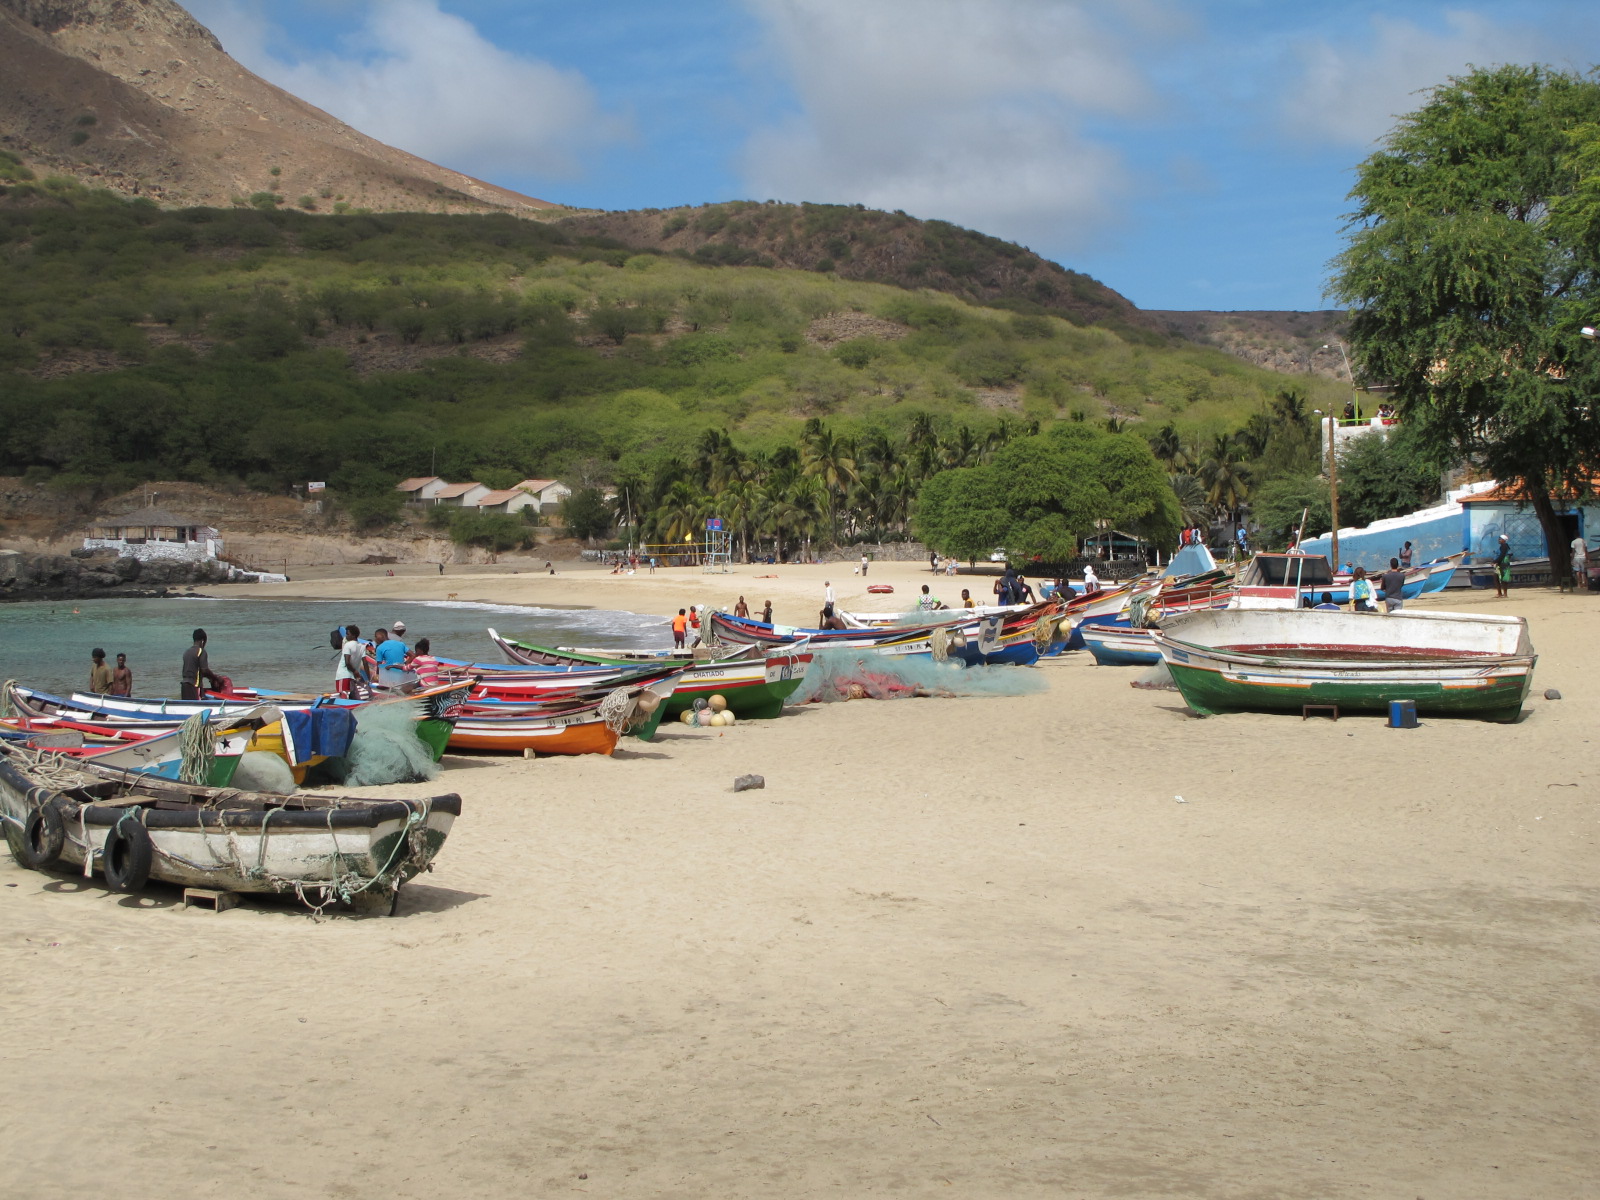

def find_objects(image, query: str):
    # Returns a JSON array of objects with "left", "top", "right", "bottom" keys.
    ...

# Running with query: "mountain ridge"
[{"left": 0, "top": 0, "right": 562, "bottom": 215}]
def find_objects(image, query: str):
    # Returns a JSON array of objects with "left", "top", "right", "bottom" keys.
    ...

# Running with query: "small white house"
[
  {"left": 511, "top": 479, "right": 571, "bottom": 514},
  {"left": 395, "top": 476, "right": 448, "bottom": 504},
  {"left": 433, "top": 482, "right": 493, "bottom": 507},
  {"left": 476, "top": 487, "right": 543, "bottom": 515},
  {"left": 84, "top": 509, "right": 223, "bottom": 563}
]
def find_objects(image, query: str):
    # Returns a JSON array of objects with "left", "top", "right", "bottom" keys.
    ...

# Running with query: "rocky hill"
[
  {"left": 1147, "top": 310, "right": 1350, "bottom": 380},
  {"left": 558, "top": 202, "right": 1162, "bottom": 336},
  {"left": 0, "top": 0, "right": 560, "bottom": 215}
]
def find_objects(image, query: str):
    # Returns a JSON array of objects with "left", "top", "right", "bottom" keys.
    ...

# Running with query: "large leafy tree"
[
  {"left": 913, "top": 425, "right": 1178, "bottom": 563},
  {"left": 1330, "top": 65, "right": 1600, "bottom": 575}
]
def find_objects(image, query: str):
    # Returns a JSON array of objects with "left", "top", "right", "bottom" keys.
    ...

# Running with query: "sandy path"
[{"left": 2, "top": 585, "right": 1594, "bottom": 1198}]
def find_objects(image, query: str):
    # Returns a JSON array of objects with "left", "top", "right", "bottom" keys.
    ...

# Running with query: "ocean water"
[{"left": 0, "top": 597, "right": 672, "bottom": 699}]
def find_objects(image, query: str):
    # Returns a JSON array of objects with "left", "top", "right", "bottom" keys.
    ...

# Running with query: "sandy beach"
[{"left": 2, "top": 565, "right": 1594, "bottom": 1199}]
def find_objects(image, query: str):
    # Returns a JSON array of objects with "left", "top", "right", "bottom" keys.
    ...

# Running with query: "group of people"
[
  {"left": 1310, "top": 558, "right": 1410, "bottom": 614},
  {"left": 335, "top": 621, "right": 439, "bottom": 696},
  {"left": 88, "top": 647, "right": 135, "bottom": 697}
]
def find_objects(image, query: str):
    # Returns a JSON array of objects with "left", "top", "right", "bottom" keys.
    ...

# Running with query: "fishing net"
[
  {"left": 790, "top": 648, "right": 1049, "bottom": 704},
  {"left": 1130, "top": 660, "right": 1178, "bottom": 690},
  {"left": 232, "top": 750, "right": 298, "bottom": 794},
  {"left": 320, "top": 699, "right": 440, "bottom": 787}
]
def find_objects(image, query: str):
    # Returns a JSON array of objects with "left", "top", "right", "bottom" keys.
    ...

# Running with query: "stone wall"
[{"left": 817, "top": 541, "right": 932, "bottom": 564}]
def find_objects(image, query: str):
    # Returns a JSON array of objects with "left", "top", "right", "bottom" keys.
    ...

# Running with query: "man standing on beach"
[
  {"left": 181, "top": 629, "right": 222, "bottom": 700},
  {"left": 860, "top": 554, "right": 868, "bottom": 577},
  {"left": 110, "top": 652, "right": 133, "bottom": 697},
  {"left": 761, "top": 600, "right": 773, "bottom": 624},
  {"left": 1399, "top": 541, "right": 1414, "bottom": 569},
  {"left": 1381, "top": 559, "right": 1407, "bottom": 613},
  {"left": 824, "top": 580, "right": 835, "bottom": 609},
  {"left": 1494, "top": 535, "right": 1513, "bottom": 598},
  {"left": 89, "top": 648, "right": 114, "bottom": 694},
  {"left": 1571, "top": 533, "right": 1589, "bottom": 591},
  {"left": 672, "top": 609, "right": 688, "bottom": 649}
]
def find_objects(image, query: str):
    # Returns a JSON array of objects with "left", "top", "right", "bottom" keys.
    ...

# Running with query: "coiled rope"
[
  {"left": 177, "top": 711, "right": 214, "bottom": 785},
  {"left": 1032, "top": 613, "right": 1055, "bottom": 652},
  {"left": 0, "top": 679, "right": 15, "bottom": 720},
  {"left": 930, "top": 626, "right": 950, "bottom": 663},
  {"left": 598, "top": 687, "right": 634, "bottom": 733}
]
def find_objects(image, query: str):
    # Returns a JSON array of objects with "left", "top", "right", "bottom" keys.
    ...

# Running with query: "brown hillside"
[
  {"left": 559, "top": 202, "right": 1163, "bottom": 334},
  {"left": 0, "top": 0, "right": 561, "bottom": 215},
  {"left": 1147, "top": 309, "right": 1351, "bottom": 380}
]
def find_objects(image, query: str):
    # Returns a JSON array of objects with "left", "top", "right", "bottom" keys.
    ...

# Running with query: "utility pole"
[{"left": 1312, "top": 410, "right": 1341, "bottom": 567}]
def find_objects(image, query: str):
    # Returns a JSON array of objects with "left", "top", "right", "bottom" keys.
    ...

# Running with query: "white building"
[
  {"left": 395, "top": 476, "right": 449, "bottom": 504},
  {"left": 83, "top": 509, "right": 223, "bottom": 563},
  {"left": 510, "top": 479, "right": 571, "bottom": 513},
  {"left": 432, "top": 482, "right": 493, "bottom": 507}
]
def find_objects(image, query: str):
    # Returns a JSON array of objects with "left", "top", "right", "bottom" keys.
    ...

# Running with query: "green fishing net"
[{"left": 319, "top": 699, "right": 441, "bottom": 787}]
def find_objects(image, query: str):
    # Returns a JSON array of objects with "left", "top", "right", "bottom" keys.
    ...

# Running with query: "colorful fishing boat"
[
  {"left": 3, "top": 706, "right": 282, "bottom": 786},
  {"left": 708, "top": 603, "right": 1052, "bottom": 667},
  {"left": 4, "top": 681, "right": 470, "bottom": 771},
  {"left": 487, "top": 631, "right": 813, "bottom": 720},
  {"left": 1152, "top": 607, "right": 1536, "bottom": 722},
  {"left": 0, "top": 742, "right": 459, "bottom": 913},
  {"left": 1080, "top": 623, "right": 1162, "bottom": 666}
]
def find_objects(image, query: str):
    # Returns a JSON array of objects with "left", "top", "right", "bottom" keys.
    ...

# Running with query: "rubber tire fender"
[
  {"left": 15, "top": 801, "right": 66, "bottom": 870},
  {"left": 101, "top": 817, "right": 154, "bottom": 893}
]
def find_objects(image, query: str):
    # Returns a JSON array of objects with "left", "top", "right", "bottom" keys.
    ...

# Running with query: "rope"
[
  {"left": 1032, "top": 613, "right": 1054, "bottom": 652},
  {"left": 0, "top": 679, "right": 14, "bottom": 720},
  {"left": 178, "top": 711, "right": 214, "bottom": 785},
  {"left": 930, "top": 626, "right": 950, "bottom": 663},
  {"left": 598, "top": 687, "right": 634, "bottom": 734}
]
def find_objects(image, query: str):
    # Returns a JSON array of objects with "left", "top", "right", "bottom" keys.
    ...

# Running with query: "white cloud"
[
  {"left": 1279, "top": 12, "right": 1550, "bottom": 148},
  {"left": 738, "top": 0, "right": 1169, "bottom": 250},
  {"left": 187, "top": 0, "right": 626, "bottom": 180}
]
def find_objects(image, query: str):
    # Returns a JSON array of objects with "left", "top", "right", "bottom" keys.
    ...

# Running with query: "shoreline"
[{"left": 4, "top": 575, "right": 1594, "bottom": 1196}]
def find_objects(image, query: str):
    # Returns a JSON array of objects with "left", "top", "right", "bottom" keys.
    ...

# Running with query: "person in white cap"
[{"left": 388, "top": 621, "right": 410, "bottom": 662}]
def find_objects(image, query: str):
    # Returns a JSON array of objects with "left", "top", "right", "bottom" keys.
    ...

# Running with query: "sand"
[{"left": 2, "top": 565, "right": 1595, "bottom": 1199}]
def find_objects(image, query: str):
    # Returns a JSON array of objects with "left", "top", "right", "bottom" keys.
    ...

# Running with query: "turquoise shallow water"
[{"left": 0, "top": 597, "right": 671, "bottom": 699}]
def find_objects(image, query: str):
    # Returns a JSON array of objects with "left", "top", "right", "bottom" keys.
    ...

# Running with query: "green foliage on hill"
[
  {"left": 558, "top": 201, "right": 1157, "bottom": 336},
  {"left": 0, "top": 184, "right": 1348, "bottom": 544}
]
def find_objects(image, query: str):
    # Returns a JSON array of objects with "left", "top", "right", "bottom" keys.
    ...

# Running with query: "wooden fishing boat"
[
  {"left": 1080, "top": 623, "right": 1162, "bottom": 666},
  {"left": 2, "top": 706, "right": 282, "bottom": 786},
  {"left": 1418, "top": 552, "right": 1467, "bottom": 594},
  {"left": 1152, "top": 608, "right": 1536, "bottom": 722},
  {"left": 0, "top": 742, "right": 459, "bottom": 913},
  {"left": 487, "top": 631, "right": 812, "bottom": 720},
  {"left": 447, "top": 696, "right": 622, "bottom": 755},
  {"left": 707, "top": 604, "right": 1050, "bottom": 667},
  {"left": 5, "top": 682, "right": 470, "bottom": 770}
]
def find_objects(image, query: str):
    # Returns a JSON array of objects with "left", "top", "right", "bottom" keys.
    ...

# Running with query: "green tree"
[
  {"left": 1250, "top": 473, "right": 1331, "bottom": 547},
  {"left": 1336, "top": 430, "right": 1441, "bottom": 529},
  {"left": 1330, "top": 64, "right": 1600, "bottom": 579},
  {"left": 559, "top": 486, "right": 613, "bottom": 544}
]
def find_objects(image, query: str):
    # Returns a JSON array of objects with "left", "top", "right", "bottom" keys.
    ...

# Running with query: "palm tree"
[
  {"left": 1198, "top": 435, "right": 1249, "bottom": 526},
  {"left": 941, "top": 424, "right": 980, "bottom": 469},
  {"left": 652, "top": 480, "right": 706, "bottom": 551},
  {"left": 1169, "top": 473, "right": 1212, "bottom": 529},
  {"left": 720, "top": 478, "right": 760, "bottom": 562},
  {"left": 1151, "top": 422, "right": 1187, "bottom": 468},
  {"left": 802, "top": 424, "right": 857, "bottom": 543}
]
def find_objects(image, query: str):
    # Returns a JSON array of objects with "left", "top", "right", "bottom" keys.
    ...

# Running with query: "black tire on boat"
[
  {"left": 101, "top": 818, "right": 154, "bottom": 893},
  {"left": 16, "top": 801, "right": 66, "bottom": 870}
]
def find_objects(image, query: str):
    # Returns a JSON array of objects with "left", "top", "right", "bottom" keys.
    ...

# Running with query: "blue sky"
[{"left": 187, "top": 0, "right": 1600, "bottom": 311}]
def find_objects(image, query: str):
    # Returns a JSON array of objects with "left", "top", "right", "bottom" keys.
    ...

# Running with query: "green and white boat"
[
  {"left": 1152, "top": 608, "right": 1536, "bottom": 722},
  {"left": 487, "top": 630, "right": 812, "bottom": 720}
]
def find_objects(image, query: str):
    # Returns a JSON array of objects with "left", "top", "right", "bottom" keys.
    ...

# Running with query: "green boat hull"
[
  {"left": 414, "top": 718, "right": 452, "bottom": 761},
  {"left": 1165, "top": 661, "right": 1530, "bottom": 722},
  {"left": 661, "top": 675, "right": 801, "bottom": 721}
]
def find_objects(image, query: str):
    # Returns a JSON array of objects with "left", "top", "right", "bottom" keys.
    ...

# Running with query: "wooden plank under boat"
[
  {"left": 0, "top": 743, "right": 460, "bottom": 913},
  {"left": 1151, "top": 608, "right": 1536, "bottom": 721}
]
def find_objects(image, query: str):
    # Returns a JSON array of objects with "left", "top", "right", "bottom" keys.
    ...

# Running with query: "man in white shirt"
[
  {"left": 334, "top": 624, "right": 369, "bottom": 698},
  {"left": 824, "top": 580, "right": 835, "bottom": 608},
  {"left": 1082, "top": 565, "right": 1101, "bottom": 596},
  {"left": 1573, "top": 535, "right": 1590, "bottom": 591}
]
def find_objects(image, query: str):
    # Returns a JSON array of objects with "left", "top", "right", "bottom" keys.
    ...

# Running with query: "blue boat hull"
[{"left": 1081, "top": 625, "right": 1162, "bottom": 666}]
